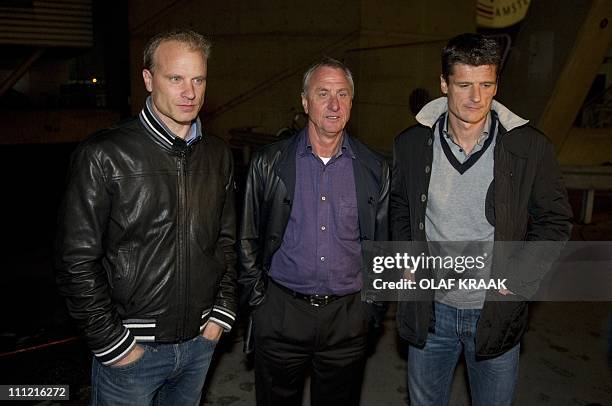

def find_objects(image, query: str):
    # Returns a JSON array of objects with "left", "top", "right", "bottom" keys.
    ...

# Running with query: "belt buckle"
[{"left": 309, "top": 294, "right": 330, "bottom": 307}]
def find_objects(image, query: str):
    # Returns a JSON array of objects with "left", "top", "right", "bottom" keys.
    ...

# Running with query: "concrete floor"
[{"left": 201, "top": 303, "right": 612, "bottom": 406}]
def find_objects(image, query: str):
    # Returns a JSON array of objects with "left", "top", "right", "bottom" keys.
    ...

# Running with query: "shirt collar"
[
  {"left": 139, "top": 96, "right": 202, "bottom": 147},
  {"left": 297, "top": 129, "right": 355, "bottom": 159},
  {"left": 442, "top": 112, "right": 492, "bottom": 147}
]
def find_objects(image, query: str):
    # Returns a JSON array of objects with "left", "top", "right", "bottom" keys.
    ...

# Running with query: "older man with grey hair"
[{"left": 239, "top": 57, "right": 390, "bottom": 406}]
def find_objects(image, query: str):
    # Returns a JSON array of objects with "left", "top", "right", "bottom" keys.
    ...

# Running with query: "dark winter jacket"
[{"left": 391, "top": 97, "right": 572, "bottom": 358}]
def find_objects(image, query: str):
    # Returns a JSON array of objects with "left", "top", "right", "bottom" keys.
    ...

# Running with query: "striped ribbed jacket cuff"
[
  {"left": 208, "top": 306, "right": 236, "bottom": 332},
  {"left": 92, "top": 328, "right": 136, "bottom": 366}
]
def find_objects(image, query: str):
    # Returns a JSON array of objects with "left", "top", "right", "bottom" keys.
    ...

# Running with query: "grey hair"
[
  {"left": 302, "top": 57, "right": 354, "bottom": 97},
  {"left": 143, "top": 29, "right": 211, "bottom": 72}
]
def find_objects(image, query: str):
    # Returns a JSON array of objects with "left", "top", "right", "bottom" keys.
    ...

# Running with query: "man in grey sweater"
[{"left": 391, "top": 33, "right": 572, "bottom": 406}]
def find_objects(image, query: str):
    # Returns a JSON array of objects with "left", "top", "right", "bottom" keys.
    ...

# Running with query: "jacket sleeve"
[
  {"left": 376, "top": 159, "right": 391, "bottom": 241},
  {"left": 366, "top": 158, "right": 391, "bottom": 328},
  {"left": 209, "top": 147, "right": 239, "bottom": 331},
  {"left": 390, "top": 134, "right": 413, "bottom": 241},
  {"left": 54, "top": 144, "right": 136, "bottom": 365},
  {"left": 238, "top": 155, "right": 267, "bottom": 309},
  {"left": 503, "top": 137, "right": 573, "bottom": 297},
  {"left": 526, "top": 138, "right": 573, "bottom": 242}
]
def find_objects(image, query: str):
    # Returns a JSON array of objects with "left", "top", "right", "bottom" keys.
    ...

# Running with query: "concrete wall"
[
  {"left": 127, "top": 0, "right": 611, "bottom": 164},
  {"left": 352, "top": 1, "right": 474, "bottom": 151},
  {"left": 497, "top": 0, "right": 591, "bottom": 121},
  {"left": 129, "top": 1, "right": 359, "bottom": 141},
  {"left": 128, "top": 0, "right": 474, "bottom": 152}
]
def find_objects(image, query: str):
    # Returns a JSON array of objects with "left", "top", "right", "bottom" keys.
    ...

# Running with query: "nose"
[
  {"left": 328, "top": 94, "right": 340, "bottom": 111},
  {"left": 470, "top": 85, "right": 481, "bottom": 103},
  {"left": 182, "top": 81, "right": 195, "bottom": 100}
]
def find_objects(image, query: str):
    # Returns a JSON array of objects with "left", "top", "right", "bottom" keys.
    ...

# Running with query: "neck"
[
  {"left": 151, "top": 103, "right": 191, "bottom": 139},
  {"left": 172, "top": 126, "right": 190, "bottom": 140},
  {"left": 308, "top": 127, "right": 343, "bottom": 158},
  {"left": 447, "top": 115, "right": 487, "bottom": 154}
]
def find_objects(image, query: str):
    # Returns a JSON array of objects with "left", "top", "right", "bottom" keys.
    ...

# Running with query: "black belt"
[{"left": 271, "top": 279, "right": 344, "bottom": 307}]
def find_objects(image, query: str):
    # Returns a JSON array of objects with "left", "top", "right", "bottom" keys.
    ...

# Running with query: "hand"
[
  {"left": 498, "top": 288, "right": 514, "bottom": 296},
  {"left": 112, "top": 344, "right": 144, "bottom": 367},
  {"left": 202, "top": 321, "right": 224, "bottom": 341},
  {"left": 403, "top": 266, "right": 415, "bottom": 282}
]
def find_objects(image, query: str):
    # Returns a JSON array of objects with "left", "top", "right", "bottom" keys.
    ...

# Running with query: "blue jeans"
[
  {"left": 408, "top": 302, "right": 519, "bottom": 406},
  {"left": 91, "top": 335, "right": 217, "bottom": 406}
]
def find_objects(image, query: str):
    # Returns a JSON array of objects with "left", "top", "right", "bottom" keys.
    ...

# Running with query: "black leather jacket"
[
  {"left": 391, "top": 98, "right": 572, "bottom": 358},
  {"left": 55, "top": 117, "right": 237, "bottom": 365},
  {"left": 238, "top": 130, "right": 390, "bottom": 351}
]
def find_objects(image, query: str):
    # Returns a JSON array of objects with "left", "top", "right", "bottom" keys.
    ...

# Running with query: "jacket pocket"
[
  {"left": 117, "top": 247, "right": 134, "bottom": 277},
  {"left": 108, "top": 246, "right": 136, "bottom": 304}
]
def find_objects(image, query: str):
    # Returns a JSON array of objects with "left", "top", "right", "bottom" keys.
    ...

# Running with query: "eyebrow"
[
  {"left": 454, "top": 81, "right": 497, "bottom": 85},
  {"left": 164, "top": 74, "right": 207, "bottom": 80},
  {"left": 314, "top": 86, "right": 350, "bottom": 92}
]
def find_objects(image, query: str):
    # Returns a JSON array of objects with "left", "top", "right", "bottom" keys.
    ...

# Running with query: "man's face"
[
  {"left": 301, "top": 66, "right": 352, "bottom": 139},
  {"left": 142, "top": 40, "right": 207, "bottom": 136},
  {"left": 440, "top": 63, "right": 497, "bottom": 127}
]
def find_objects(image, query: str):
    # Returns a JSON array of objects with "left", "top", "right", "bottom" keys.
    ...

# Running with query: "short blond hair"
[{"left": 143, "top": 29, "right": 211, "bottom": 72}]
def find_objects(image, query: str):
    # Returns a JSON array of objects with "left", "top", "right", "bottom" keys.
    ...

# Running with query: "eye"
[
  {"left": 193, "top": 78, "right": 205, "bottom": 85},
  {"left": 169, "top": 76, "right": 181, "bottom": 83},
  {"left": 318, "top": 91, "right": 328, "bottom": 97},
  {"left": 338, "top": 91, "right": 349, "bottom": 97},
  {"left": 458, "top": 84, "right": 470, "bottom": 88}
]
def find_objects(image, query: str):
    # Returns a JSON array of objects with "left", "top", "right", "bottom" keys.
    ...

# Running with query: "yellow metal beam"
[
  {"left": 557, "top": 126, "right": 612, "bottom": 166},
  {"left": 538, "top": 0, "right": 612, "bottom": 150}
]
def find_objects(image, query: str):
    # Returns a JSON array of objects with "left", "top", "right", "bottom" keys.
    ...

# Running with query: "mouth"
[{"left": 326, "top": 115, "right": 341, "bottom": 120}]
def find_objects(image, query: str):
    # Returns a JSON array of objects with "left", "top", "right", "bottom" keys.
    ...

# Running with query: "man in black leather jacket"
[
  {"left": 239, "top": 58, "right": 389, "bottom": 406},
  {"left": 55, "top": 30, "right": 237, "bottom": 406}
]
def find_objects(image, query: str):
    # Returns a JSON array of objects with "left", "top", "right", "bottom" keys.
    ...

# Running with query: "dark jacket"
[
  {"left": 391, "top": 98, "right": 572, "bottom": 358},
  {"left": 238, "top": 130, "right": 390, "bottom": 351},
  {"left": 55, "top": 117, "right": 237, "bottom": 365}
]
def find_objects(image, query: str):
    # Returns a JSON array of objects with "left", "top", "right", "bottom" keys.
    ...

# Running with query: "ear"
[
  {"left": 440, "top": 74, "right": 448, "bottom": 95},
  {"left": 143, "top": 69, "right": 153, "bottom": 92},
  {"left": 301, "top": 93, "right": 309, "bottom": 114}
]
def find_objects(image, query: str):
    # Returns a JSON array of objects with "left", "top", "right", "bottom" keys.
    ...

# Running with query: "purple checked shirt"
[{"left": 268, "top": 131, "right": 362, "bottom": 295}]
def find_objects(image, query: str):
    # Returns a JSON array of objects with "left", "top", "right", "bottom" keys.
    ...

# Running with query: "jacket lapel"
[
  {"left": 275, "top": 132, "right": 300, "bottom": 203},
  {"left": 349, "top": 136, "right": 380, "bottom": 241}
]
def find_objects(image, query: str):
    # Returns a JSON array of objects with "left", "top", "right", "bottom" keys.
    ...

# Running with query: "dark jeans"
[
  {"left": 91, "top": 335, "right": 217, "bottom": 406},
  {"left": 253, "top": 281, "right": 368, "bottom": 406},
  {"left": 407, "top": 302, "right": 520, "bottom": 406}
]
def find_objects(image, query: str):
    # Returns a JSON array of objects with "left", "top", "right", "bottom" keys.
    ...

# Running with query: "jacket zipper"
[{"left": 176, "top": 151, "right": 188, "bottom": 338}]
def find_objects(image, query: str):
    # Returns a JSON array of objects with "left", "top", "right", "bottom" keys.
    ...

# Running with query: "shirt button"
[
  {"left": 421, "top": 194, "right": 427, "bottom": 202},
  {"left": 427, "top": 138, "right": 433, "bottom": 146},
  {"left": 321, "top": 225, "right": 326, "bottom": 231},
  {"left": 321, "top": 196, "right": 326, "bottom": 201},
  {"left": 419, "top": 222, "right": 424, "bottom": 230},
  {"left": 425, "top": 166, "right": 430, "bottom": 174},
  {"left": 320, "top": 256, "right": 325, "bottom": 262}
]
